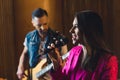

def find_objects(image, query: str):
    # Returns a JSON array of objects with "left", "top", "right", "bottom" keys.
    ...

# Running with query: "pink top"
[{"left": 51, "top": 46, "right": 118, "bottom": 80}]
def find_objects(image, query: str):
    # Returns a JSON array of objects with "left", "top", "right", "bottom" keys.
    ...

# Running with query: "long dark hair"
[{"left": 75, "top": 10, "right": 113, "bottom": 71}]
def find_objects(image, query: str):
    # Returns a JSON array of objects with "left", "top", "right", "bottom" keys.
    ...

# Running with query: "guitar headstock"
[{"left": 44, "top": 31, "right": 68, "bottom": 53}]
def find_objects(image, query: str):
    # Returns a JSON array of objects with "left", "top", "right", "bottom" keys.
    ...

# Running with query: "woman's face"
[{"left": 69, "top": 17, "right": 80, "bottom": 45}]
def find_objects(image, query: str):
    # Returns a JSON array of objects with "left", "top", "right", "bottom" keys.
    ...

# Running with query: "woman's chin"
[
  {"left": 72, "top": 40, "right": 79, "bottom": 46},
  {"left": 72, "top": 41, "right": 77, "bottom": 45}
]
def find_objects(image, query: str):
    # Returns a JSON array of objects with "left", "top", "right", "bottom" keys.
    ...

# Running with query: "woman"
[{"left": 49, "top": 10, "right": 118, "bottom": 80}]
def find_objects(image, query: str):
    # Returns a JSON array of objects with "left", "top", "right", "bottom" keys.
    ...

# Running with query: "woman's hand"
[{"left": 47, "top": 44, "right": 64, "bottom": 70}]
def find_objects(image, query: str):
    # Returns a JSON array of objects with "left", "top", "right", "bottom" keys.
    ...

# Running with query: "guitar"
[
  {"left": 36, "top": 51, "right": 70, "bottom": 79},
  {"left": 22, "top": 58, "right": 47, "bottom": 80},
  {"left": 22, "top": 52, "right": 69, "bottom": 80}
]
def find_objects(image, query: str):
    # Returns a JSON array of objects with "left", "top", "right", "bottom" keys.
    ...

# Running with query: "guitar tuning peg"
[
  {"left": 47, "top": 46, "right": 51, "bottom": 49},
  {"left": 50, "top": 43, "right": 55, "bottom": 48},
  {"left": 55, "top": 40, "right": 58, "bottom": 44},
  {"left": 53, "top": 37, "right": 56, "bottom": 40},
  {"left": 60, "top": 39, "right": 63, "bottom": 42}
]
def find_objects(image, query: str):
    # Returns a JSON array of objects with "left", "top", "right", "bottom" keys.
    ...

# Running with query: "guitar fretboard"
[{"left": 36, "top": 51, "right": 70, "bottom": 78}]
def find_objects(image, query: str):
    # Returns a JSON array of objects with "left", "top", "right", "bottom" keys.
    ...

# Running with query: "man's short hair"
[{"left": 32, "top": 8, "right": 48, "bottom": 19}]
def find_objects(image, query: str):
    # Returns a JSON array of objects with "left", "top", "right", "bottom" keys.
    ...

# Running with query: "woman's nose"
[{"left": 69, "top": 26, "right": 74, "bottom": 33}]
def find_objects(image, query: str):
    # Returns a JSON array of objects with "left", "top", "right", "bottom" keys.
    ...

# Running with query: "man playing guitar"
[{"left": 16, "top": 8, "right": 68, "bottom": 80}]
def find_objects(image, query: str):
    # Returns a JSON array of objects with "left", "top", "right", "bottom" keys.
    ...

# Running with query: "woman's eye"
[
  {"left": 74, "top": 24, "right": 78, "bottom": 27},
  {"left": 74, "top": 25, "right": 78, "bottom": 29}
]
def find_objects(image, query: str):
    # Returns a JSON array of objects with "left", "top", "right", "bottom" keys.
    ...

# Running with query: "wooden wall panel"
[{"left": 0, "top": 0, "right": 15, "bottom": 79}]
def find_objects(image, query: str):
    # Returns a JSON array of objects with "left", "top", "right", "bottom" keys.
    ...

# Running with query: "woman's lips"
[{"left": 72, "top": 34, "right": 76, "bottom": 39}]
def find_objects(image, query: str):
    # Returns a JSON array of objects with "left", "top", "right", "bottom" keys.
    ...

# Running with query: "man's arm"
[{"left": 16, "top": 46, "right": 28, "bottom": 79}]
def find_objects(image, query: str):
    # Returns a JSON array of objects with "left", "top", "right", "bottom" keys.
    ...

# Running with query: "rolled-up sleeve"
[{"left": 23, "top": 38, "right": 27, "bottom": 47}]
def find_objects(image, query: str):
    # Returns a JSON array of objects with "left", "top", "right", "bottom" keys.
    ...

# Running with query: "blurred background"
[{"left": 0, "top": 0, "right": 120, "bottom": 79}]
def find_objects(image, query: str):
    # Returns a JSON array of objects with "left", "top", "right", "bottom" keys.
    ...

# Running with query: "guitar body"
[{"left": 22, "top": 58, "right": 49, "bottom": 80}]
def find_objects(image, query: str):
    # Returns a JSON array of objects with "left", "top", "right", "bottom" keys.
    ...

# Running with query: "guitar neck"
[{"left": 36, "top": 51, "right": 70, "bottom": 78}]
